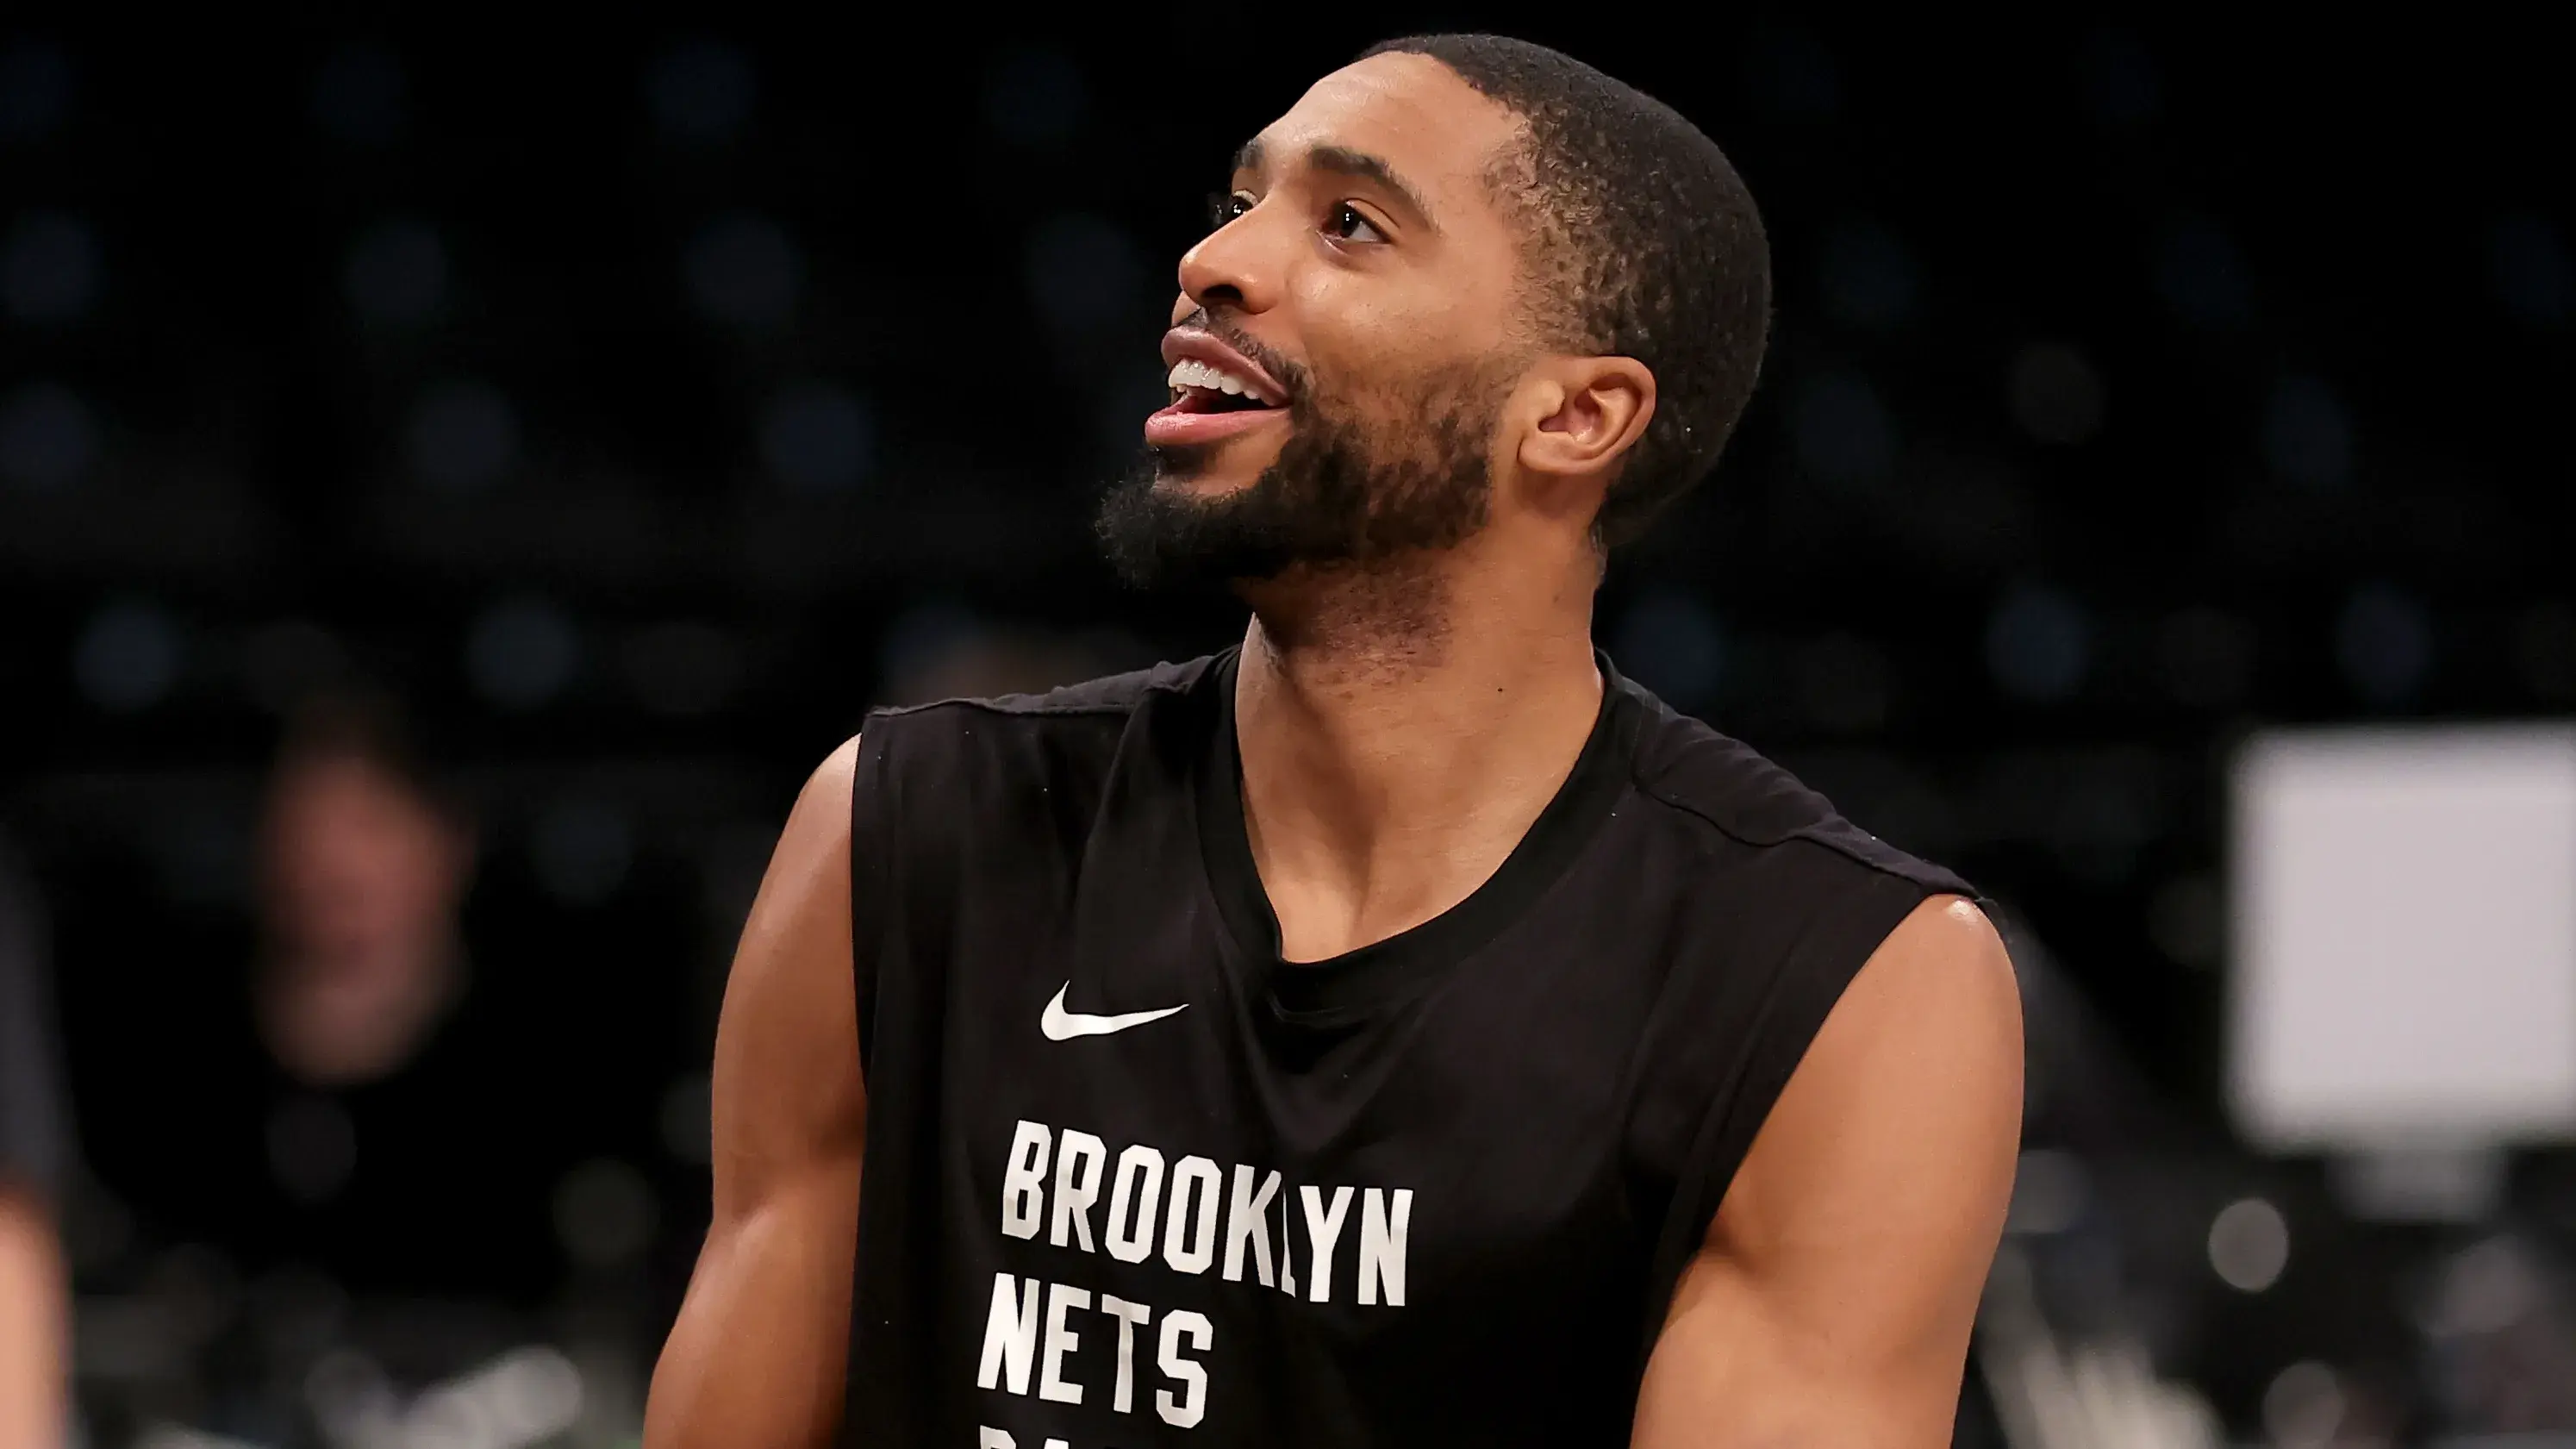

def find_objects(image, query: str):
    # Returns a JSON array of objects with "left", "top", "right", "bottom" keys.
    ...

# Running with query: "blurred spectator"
[
  {"left": 257, "top": 697, "right": 477, "bottom": 1092},
  {"left": 73, "top": 696, "right": 679, "bottom": 1317},
  {"left": 0, "top": 833, "right": 71, "bottom": 1449}
]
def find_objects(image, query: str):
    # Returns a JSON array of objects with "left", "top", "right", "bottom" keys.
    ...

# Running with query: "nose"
[{"left": 1176, "top": 206, "right": 1282, "bottom": 320}]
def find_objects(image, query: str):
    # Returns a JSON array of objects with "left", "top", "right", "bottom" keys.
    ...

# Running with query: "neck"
[{"left": 1232, "top": 536, "right": 1603, "bottom": 961}]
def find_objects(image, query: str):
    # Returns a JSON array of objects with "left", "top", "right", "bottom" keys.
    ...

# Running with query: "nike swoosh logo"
[{"left": 1040, "top": 983, "right": 1188, "bottom": 1040}]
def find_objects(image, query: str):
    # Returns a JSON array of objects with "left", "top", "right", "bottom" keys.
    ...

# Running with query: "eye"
[
  {"left": 1325, "top": 203, "right": 1386, "bottom": 245},
  {"left": 1207, "top": 190, "right": 1256, "bottom": 228}
]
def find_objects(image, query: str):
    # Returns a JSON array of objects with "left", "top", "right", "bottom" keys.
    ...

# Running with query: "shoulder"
[
  {"left": 1609, "top": 674, "right": 1974, "bottom": 904},
  {"left": 759, "top": 739, "right": 864, "bottom": 921},
  {"left": 864, "top": 655, "right": 1220, "bottom": 734},
  {"left": 1716, "top": 893, "right": 2022, "bottom": 1252},
  {"left": 1846, "top": 896, "right": 2021, "bottom": 1053},
  {"left": 1644, "top": 893, "right": 2020, "bottom": 1439},
  {"left": 854, "top": 654, "right": 1224, "bottom": 821}
]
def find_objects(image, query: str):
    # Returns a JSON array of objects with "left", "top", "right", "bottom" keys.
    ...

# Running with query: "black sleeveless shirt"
[{"left": 842, "top": 650, "right": 1972, "bottom": 1448}]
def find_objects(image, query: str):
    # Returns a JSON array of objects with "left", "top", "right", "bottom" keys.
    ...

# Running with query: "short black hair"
[
  {"left": 275, "top": 687, "right": 459, "bottom": 821},
  {"left": 1357, "top": 34, "right": 1771, "bottom": 545}
]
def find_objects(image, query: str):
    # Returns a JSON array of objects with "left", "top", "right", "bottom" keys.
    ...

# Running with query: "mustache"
[{"left": 1175, "top": 307, "right": 1311, "bottom": 403}]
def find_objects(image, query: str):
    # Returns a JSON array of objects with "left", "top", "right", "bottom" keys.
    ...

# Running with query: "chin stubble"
[{"left": 1093, "top": 367, "right": 1504, "bottom": 593}]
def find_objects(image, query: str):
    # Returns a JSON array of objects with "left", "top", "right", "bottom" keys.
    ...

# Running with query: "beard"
[{"left": 1095, "top": 353, "right": 1508, "bottom": 592}]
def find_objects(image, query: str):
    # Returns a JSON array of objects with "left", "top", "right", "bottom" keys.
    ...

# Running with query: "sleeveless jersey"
[{"left": 842, "top": 649, "right": 1974, "bottom": 1448}]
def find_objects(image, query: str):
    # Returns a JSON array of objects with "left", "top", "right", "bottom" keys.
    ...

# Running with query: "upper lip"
[{"left": 1160, "top": 328, "right": 1289, "bottom": 406}]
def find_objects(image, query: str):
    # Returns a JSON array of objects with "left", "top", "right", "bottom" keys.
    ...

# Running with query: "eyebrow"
[{"left": 1231, "top": 138, "right": 1438, "bottom": 233}]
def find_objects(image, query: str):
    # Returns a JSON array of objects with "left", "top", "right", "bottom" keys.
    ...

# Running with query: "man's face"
[
  {"left": 1098, "top": 53, "right": 1536, "bottom": 588},
  {"left": 260, "top": 755, "right": 464, "bottom": 979}
]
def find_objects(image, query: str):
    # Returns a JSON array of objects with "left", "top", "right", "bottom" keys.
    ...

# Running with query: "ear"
[{"left": 1513, "top": 354, "right": 1656, "bottom": 482}]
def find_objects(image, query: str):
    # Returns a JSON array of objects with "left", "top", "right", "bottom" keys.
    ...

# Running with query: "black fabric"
[
  {"left": 843, "top": 650, "right": 1974, "bottom": 1448},
  {"left": 1199, "top": 651, "right": 1641, "bottom": 1026},
  {"left": 74, "top": 951, "right": 581, "bottom": 1303},
  {"left": 0, "top": 834, "right": 70, "bottom": 1202},
  {"left": 62, "top": 861, "right": 691, "bottom": 1312}
]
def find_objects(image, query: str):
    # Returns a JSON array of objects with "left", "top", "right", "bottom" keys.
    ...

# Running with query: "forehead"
[
  {"left": 275, "top": 754, "right": 420, "bottom": 813},
  {"left": 1250, "top": 52, "right": 1524, "bottom": 203}
]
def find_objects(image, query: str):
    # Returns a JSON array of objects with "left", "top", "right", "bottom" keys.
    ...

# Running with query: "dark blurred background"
[{"left": 2, "top": 10, "right": 2572, "bottom": 1448}]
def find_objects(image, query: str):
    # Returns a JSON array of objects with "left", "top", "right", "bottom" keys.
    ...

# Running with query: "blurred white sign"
[{"left": 2229, "top": 725, "right": 2576, "bottom": 1148}]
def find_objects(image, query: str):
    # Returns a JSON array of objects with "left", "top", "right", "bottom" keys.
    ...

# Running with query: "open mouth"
[
  {"left": 1164, "top": 358, "right": 1287, "bottom": 415},
  {"left": 1145, "top": 353, "right": 1290, "bottom": 448}
]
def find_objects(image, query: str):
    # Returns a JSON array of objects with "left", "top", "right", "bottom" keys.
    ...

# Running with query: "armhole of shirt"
[
  {"left": 848, "top": 724, "right": 896, "bottom": 1085},
  {"left": 1637, "top": 864, "right": 1947, "bottom": 1366}
]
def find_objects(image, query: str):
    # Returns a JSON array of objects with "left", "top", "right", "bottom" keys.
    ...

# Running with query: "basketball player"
[{"left": 646, "top": 34, "right": 2022, "bottom": 1448}]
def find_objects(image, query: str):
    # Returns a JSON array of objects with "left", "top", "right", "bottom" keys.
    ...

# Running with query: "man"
[
  {"left": 1, "top": 836, "right": 71, "bottom": 1449},
  {"left": 77, "top": 695, "right": 675, "bottom": 1309},
  {"left": 647, "top": 34, "right": 2021, "bottom": 1447}
]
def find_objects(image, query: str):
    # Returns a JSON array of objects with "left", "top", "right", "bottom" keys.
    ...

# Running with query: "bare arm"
[
  {"left": 1632, "top": 896, "right": 2024, "bottom": 1448},
  {"left": 0, "top": 1187, "right": 67, "bottom": 1449},
  {"left": 646, "top": 738, "right": 868, "bottom": 1449}
]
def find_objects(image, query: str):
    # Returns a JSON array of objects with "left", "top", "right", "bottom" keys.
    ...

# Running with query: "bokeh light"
[
  {"left": 2208, "top": 1196, "right": 2290, "bottom": 1293},
  {"left": 684, "top": 213, "right": 802, "bottom": 328},
  {"left": 2, "top": 210, "right": 100, "bottom": 322},
  {"left": 0, "top": 381, "right": 97, "bottom": 491}
]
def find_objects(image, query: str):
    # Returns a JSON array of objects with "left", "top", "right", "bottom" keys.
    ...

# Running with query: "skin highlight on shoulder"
[{"left": 1634, "top": 896, "right": 2023, "bottom": 1448}]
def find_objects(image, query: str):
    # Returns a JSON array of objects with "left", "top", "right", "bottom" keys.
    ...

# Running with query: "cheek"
[{"left": 1287, "top": 275, "right": 1498, "bottom": 420}]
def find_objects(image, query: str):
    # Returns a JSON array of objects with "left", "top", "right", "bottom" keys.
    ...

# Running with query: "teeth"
[{"left": 1164, "top": 357, "right": 1265, "bottom": 402}]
